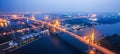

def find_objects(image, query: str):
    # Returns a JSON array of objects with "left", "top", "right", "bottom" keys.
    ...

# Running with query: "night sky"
[{"left": 0, "top": 0, "right": 120, "bottom": 12}]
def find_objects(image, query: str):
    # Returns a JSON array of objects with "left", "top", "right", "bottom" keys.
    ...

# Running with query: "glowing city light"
[
  {"left": 44, "top": 15, "right": 49, "bottom": 20},
  {"left": 12, "top": 15, "right": 18, "bottom": 18},
  {"left": 0, "top": 19, "right": 8, "bottom": 27},
  {"left": 31, "top": 15, "right": 36, "bottom": 20},
  {"left": 54, "top": 19, "right": 61, "bottom": 27},
  {"left": 89, "top": 14, "right": 98, "bottom": 21},
  {"left": 89, "top": 49, "right": 95, "bottom": 54},
  {"left": 91, "top": 29, "right": 95, "bottom": 43}
]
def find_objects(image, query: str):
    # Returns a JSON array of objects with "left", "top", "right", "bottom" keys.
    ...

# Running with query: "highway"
[
  {"left": 6, "top": 17, "right": 116, "bottom": 54},
  {"left": 28, "top": 18, "right": 116, "bottom": 54},
  {"left": 47, "top": 22, "right": 116, "bottom": 54}
]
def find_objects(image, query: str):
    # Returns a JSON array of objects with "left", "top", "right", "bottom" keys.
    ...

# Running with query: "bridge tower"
[
  {"left": 89, "top": 25, "right": 96, "bottom": 54},
  {"left": 30, "top": 15, "right": 36, "bottom": 20},
  {"left": 48, "top": 19, "right": 61, "bottom": 35}
]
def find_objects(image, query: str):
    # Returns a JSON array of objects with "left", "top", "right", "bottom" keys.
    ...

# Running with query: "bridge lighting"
[
  {"left": 54, "top": 19, "right": 61, "bottom": 27},
  {"left": 51, "top": 19, "right": 61, "bottom": 32},
  {"left": 91, "top": 29, "right": 95, "bottom": 43},
  {"left": 31, "top": 15, "right": 36, "bottom": 20}
]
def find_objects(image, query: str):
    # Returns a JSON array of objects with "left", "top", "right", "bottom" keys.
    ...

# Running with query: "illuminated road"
[
  {"left": 28, "top": 18, "right": 116, "bottom": 54},
  {"left": 10, "top": 17, "right": 115, "bottom": 54},
  {"left": 47, "top": 23, "right": 116, "bottom": 54}
]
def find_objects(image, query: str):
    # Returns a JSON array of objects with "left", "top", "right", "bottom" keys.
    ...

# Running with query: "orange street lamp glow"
[{"left": 89, "top": 49, "right": 95, "bottom": 54}]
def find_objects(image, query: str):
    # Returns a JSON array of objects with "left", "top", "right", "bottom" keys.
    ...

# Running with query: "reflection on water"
[
  {"left": 48, "top": 32, "right": 66, "bottom": 48},
  {"left": 51, "top": 34, "right": 60, "bottom": 47}
]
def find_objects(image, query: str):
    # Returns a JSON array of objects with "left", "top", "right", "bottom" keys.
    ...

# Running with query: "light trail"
[
  {"left": 26, "top": 18, "right": 116, "bottom": 54},
  {"left": 0, "top": 15, "right": 115, "bottom": 54},
  {"left": 47, "top": 23, "right": 116, "bottom": 54}
]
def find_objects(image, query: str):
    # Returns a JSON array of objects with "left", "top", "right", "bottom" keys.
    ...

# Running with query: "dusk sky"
[{"left": 0, "top": 0, "right": 120, "bottom": 13}]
